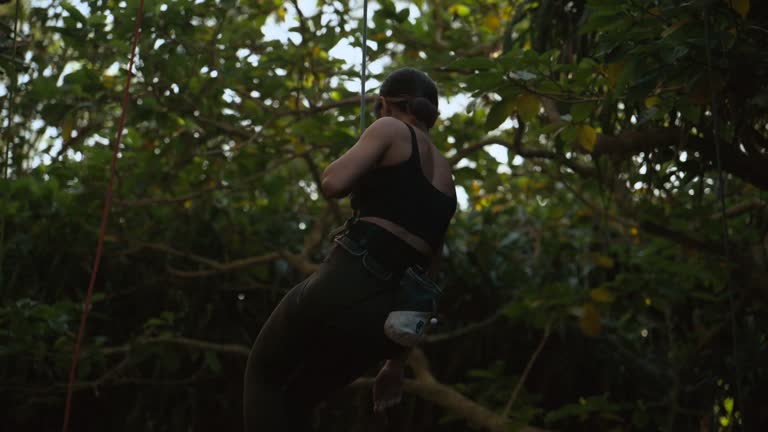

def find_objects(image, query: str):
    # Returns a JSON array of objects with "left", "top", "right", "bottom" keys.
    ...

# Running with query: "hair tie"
[{"left": 381, "top": 95, "right": 413, "bottom": 103}]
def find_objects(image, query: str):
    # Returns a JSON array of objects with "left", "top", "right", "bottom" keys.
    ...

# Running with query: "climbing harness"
[
  {"left": 353, "top": 0, "right": 442, "bottom": 346},
  {"left": 331, "top": 227, "right": 442, "bottom": 347},
  {"left": 61, "top": 1, "right": 145, "bottom": 431}
]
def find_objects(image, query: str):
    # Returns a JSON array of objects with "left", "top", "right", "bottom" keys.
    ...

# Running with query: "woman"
[{"left": 243, "top": 67, "right": 457, "bottom": 431}]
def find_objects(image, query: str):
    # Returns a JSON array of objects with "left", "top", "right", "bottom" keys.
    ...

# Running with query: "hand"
[{"left": 372, "top": 359, "right": 404, "bottom": 414}]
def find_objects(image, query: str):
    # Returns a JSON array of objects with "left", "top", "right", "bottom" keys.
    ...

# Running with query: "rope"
[
  {"left": 2, "top": 0, "right": 20, "bottom": 180},
  {"left": 0, "top": 0, "right": 21, "bottom": 295},
  {"left": 704, "top": 12, "right": 730, "bottom": 257},
  {"left": 61, "top": 1, "right": 145, "bottom": 430},
  {"left": 359, "top": 0, "right": 368, "bottom": 132},
  {"left": 704, "top": 7, "right": 742, "bottom": 427}
]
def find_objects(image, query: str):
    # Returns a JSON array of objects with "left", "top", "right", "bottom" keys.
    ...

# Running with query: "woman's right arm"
[{"left": 321, "top": 117, "right": 398, "bottom": 198}]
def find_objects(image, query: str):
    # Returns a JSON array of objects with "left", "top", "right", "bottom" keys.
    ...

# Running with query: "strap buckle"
[
  {"left": 327, "top": 210, "right": 360, "bottom": 241},
  {"left": 332, "top": 233, "right": 393, "bottom": 281}
]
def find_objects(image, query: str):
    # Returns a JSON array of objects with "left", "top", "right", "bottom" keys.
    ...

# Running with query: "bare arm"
[{"left": 321, "top": 117, "right": 399, "bottom": 198}]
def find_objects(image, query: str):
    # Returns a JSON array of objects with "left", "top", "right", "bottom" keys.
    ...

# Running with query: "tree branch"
[
  {"left": 195, "top": 95, "right": 375, "bottom": 139},
  {"left": 350, "top": 347, "right": 552, "bottom": 432},
  {"left": 101, "top": 336, "right": 250, "bottom": 357},
  {"left": 450, "top": 134, "right": 595, "bottom": 177},
  {"left": 592, "top": 128, "right": 679, "bottom": 157},
  {"left": 637, "top": 220, "right": 722, "bottom": 256},
  {"left": 592, "top": 128, "right": 768, "bottom": 191},
  {"left": 425, "top": 309, "right": 506, "bottom": 343},
  {"left": 120, "top": 240, "right": 322, "bottom": 277},
  {"left": 304, "top": 95, "right": 378, "bottom": 115},
  {"left": 280, "top": 250, "right": 321, "bottom": 275},
  {"left": 710, "top": 199, "right": 766, "bottom": 220}
]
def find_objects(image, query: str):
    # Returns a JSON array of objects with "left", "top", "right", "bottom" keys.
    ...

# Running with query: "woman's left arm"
[{"left": 321, "top": 117, "right": 396, "bottom": 198}]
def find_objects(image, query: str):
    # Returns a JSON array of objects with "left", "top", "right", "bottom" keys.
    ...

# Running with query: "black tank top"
[{"left": 351, "top": 121, "right": 457, "bottom": 251}]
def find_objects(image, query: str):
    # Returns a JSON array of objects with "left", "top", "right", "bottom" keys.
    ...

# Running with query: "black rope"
[
  {"left": 704, "top": 6, "right": 743, "bottom": 428},
  {"left": 704, "top": 13, "right": 730, "bottom": 257},
  {"left": 359, "top": 0, "right": 368, "bottom": 133},
  {"left": 2, "top": 0, "right": 21, "bottom": 180},
  {"left": 0, "top": 0, "right": 22, "bottom": 297}
]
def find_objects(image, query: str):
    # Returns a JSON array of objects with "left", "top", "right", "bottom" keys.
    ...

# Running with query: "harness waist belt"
[{"left": 333, "top": 233, "right": 395, "bottom": 281}]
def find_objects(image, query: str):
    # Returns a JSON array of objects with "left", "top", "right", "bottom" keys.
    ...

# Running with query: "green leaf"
[
  {"left": 205, "top": 351, "right": 222, "bottom": 373},
  {"left": 88, "top": 13, "right": 107, "bottom": 26},
  {"left": 545, "top": 394, "right": 620, "bottom": 423},
  {"left": 450, "top": 57, "right": 496, "bottom": 71},
  {"left": 396, "top": 8, "right": 410, "bottom": 22},
  {"left": 144, "top": 318, "right": 166, "bottom": 328},
  {"left": 485, "top": 99, "right": 515, "bottom": 131},
  {"left": 62, "top": 2, "right": 87, "bottom": 25},
  {"left": 724, "top": 397, "right": 734, "bottom": 414},
  {"left": 590, "top": 287, "right": 616, "bottom": 303},
  {"left": 448, "top": 4, "right": 471, "bottom": 17},
  {"left": 466, "top": 72, "right": 506, "bottom": 93},
  {"left": 731, "top": 0, "right": 750, "bottom": 18},
  {"left": 515, "top": 94, "right": 540, "bottom": 122},
  {"left": 579, "top": 303, "right": 602, "bottom": 337},
  {"left": 576, "top": 125, "right": 597, "bottom": 152},
  {"left": 510, "top": 70, "right": 537, "bottom": 81},
  {"left": 570, "top": 102, "right": 595, "bottom": 123},
  {"left": 678, "top": 103, "right": 702, "bottom": 122}
]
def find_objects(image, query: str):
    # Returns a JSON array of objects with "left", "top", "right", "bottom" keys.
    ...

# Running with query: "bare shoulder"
[
  {"left": 434, "top": 152, "right": 456, "bottom": 195},
  {"left": 367, "top": 116, "right": 407, "bottom": 136}
]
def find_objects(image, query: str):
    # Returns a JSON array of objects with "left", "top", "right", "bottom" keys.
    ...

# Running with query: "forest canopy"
[{"left": 1, "top": 0, "right": 767, "bottom": 431}]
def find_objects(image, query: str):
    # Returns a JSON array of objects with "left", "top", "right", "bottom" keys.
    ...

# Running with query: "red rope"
[{"left": 62, "top": 1, "right": 145, "bottom": 430}]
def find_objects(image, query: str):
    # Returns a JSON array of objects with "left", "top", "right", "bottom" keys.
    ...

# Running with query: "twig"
[
  {"left": 710, "top": 199, "right": 766, "bottom": 220},
  {"left": 101, "top": 336, "right": 250, "bottom": 357},
  {"left": 163, "top": 251, "right": 281, "bottom": 277},
  {"left": 502, "top": 322, "right": 552, "bottom": 417},
  {"left": 114, "top": 239, "right": 296, "bottom": 277},
  {"left": 303, "top": 153, "right": 345, "bottom": 225},
  {"left": 114, "top": 182, "right": 226, "bottom": 207}
]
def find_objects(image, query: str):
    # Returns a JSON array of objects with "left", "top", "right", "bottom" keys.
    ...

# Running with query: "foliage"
[{"left": 1, "top": 0, "right": 767, "bottom": 431}]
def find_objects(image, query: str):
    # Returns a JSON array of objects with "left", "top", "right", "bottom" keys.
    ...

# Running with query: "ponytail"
[{"left": 407, "top": 97, "right": 440, "bottom": 129}]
